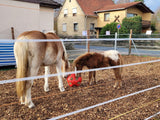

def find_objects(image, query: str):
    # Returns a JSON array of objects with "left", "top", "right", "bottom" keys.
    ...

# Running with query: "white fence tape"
[
  {"left": 1, "top": 38, "right": 160, "bottom": 43},
  {"left": 1, "top": 59, "right": 160, "bottom": 84},
  {"left": 49, "top": 85, "right": 160, "bottom": 120},
  {"left": 144, "top": 111, "right": 160, "bottom": 120},
  {"left": 0, "top": 38, "right": 160, "bottom": 119}
]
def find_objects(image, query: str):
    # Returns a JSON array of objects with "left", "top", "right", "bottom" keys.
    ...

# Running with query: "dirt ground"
[{"left": 0, "top": 55, "right": 160, "bottom": 120}]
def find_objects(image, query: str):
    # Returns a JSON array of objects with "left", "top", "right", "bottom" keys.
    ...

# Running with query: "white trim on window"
[
  {"left": 72, "top": 8, "right": 77, "bottom": 16},
  {"left": 64, "top": 9, "right": 68, "bottom": 17}
]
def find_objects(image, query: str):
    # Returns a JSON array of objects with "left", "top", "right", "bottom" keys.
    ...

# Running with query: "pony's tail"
[{"left": 14, "top": 42, "right": 28, "bottom": 98}]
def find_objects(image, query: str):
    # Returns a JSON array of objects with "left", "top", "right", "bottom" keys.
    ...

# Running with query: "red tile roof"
[
  {"left": 76, "top": 0, "right": 115, "bottom": 16},
  {"left": 95, "top": 1, "right": 154, "bottom": 13}
]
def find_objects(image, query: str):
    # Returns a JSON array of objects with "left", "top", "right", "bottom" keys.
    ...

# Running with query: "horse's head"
[{"left": 72, "top": 62, "right": 83, "bottom": 78}]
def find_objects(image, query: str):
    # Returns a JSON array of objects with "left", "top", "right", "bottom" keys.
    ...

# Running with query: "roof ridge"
[{"left": 95, "top": 1, "right": 153, "bottom": 13}]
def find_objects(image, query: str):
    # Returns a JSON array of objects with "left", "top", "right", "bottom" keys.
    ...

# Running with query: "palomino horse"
[
  {"left": 14, "top": 31, "right": 70, "bottom": 108},
  {"left": 73, "top": 50, "right": 123, "bottom": 88}
]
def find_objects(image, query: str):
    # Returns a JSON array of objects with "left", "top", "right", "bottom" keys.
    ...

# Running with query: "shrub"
[
  {"left": 122, "top": 16, "right": 142, "bottom": 34},
  {"left": 99, "top": 22, "right": 128, "bottom": 38}
]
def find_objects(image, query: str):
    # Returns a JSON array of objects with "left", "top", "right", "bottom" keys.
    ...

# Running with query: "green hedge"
[
  {"left": 122, "top": 16, "right": 142, "bottom": 34},
  {"left": 100, "top": 22, "right": 128, "bottom": 38},
  {"left": 100, "top": 16, "right": 142, "bottom": 38}
]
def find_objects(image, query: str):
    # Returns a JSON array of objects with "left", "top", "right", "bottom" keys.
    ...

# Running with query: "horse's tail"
[
  {"left": 14, "top": 42, "right": 28, "bottom": 98},
  {"left": 61, "top": 41, "right": 70, "bottom": 68}
]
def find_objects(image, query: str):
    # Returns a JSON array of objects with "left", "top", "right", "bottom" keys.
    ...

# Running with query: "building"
[
  {"left": 0, "top": 0, "right": 61, "bottom": 67},
  {"left": 57, "top": 0, "right": 153, "bottom": 37},
  {"left": 57, "top": 0, "right": 114, "bottom": 37},
  {"left": 0, "top": 0, "right": 61, "bottom": 39},
  {"left": 95, "top": 1, "right": 154, "bottom": 34}
]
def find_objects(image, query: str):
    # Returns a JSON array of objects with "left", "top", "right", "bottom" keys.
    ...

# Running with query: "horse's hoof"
[
  {"left": 21, "top": 101, "right": 25, "bottom": 105},
  {"left": 28, "top": 102, "right": 35, "bottom": 108},
  {"left": 113, "top": 85, "right": 117, "bottom": 88},
  {"left": 60, "top": 87, "right": 65, "bottom": 92},
  {"left": 44, "top": 87, "right": 49, "bottom": 92}
]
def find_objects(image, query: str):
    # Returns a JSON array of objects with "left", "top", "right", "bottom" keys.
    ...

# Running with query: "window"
[
  {"left": 74, "top": 23, "right": 78, "bottom": 31},
  {"left": 72, "top": 8, "right": 77, "bottom": 16},
  {"left": 90, "top": 23, "right": 95, "bottom": 31},
  {"left": 64, "top": 9, "right": 68, "bottom": 17},
  {"left": 63, "top": 23, "right": 67, "bottom": 32},
  {"left": 104, "top": 13, "right": 110, "bottom": 21},
  {"left": 127, "top": 13, "right": 137, "bottom": 18}
]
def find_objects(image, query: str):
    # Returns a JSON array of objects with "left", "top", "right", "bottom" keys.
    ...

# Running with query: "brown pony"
[
  {"left": 14, "top": 31, "right": 70, "bottom": 108},
  {"left": 73, "top": 50, "right": 123, "bottom": 88}
]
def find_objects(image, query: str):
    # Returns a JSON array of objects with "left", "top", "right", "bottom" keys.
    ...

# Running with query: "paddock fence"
[
  {"left": 1, "top": 33, "right": 160, "bottom": 66},
  {"left": 0, "top": 37, "right": 160, "bottom": 119}
]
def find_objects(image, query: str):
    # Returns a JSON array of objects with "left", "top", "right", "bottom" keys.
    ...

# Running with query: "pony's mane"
[{"left": 73, "top": 52, "right": 95, "bottom": 66}]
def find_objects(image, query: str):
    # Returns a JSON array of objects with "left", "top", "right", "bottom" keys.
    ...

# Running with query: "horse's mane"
[
  {"left": 73, "top": 52, "right": 91, "bottom": 66},
  {"left": 73, "top": 52, "right": 101, "bottom": 66}
]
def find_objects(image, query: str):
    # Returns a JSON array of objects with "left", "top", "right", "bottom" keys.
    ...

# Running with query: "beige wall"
[
  {"left": 86, "top": 17, "right": 97, "bottom": 30},
  {"left": 97, "top": 10, "right": 126, "bottom": 27},
  {"left": 0, "top": 0, "right": 54, "bottom": 39},
  {"left": 127, "top": 7, "right": 152, "bottom": 21},
  {"left": 57, "top": 0, "right": 86, "bottom": 36},
  {"left": 96, "top": 7, "right": 152, "bottom": 28}
]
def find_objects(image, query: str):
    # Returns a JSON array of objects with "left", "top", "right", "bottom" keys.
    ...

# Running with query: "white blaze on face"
[{"left": 103, "top": 50, "right": 119, "bottom": 62}]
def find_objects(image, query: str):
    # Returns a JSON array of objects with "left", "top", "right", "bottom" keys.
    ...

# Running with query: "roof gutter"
[{"left": 94, "top": 8, "right": 125, "bottom": 13}]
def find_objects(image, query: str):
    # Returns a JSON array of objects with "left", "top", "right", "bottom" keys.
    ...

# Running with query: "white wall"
[
  {"left": 40, "top": 7, "right": 54, "bottom": 33},
  {"left": 0, "top": 0, "right": 54, "bottom": 39}
]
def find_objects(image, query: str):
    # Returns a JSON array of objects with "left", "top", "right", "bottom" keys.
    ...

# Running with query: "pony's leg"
[
  {"left": 89, "top": 71, "right": 93, "bottom": 85},
  {"left": 20, "top": 95, "right": 25, "bottom": 104},
  {"left": 44, "top": 66, "right": 50, "bottom": 92},
  {"left": 25, "top": 66, "right": 39, "bottom": 108},
  {"left": 93, "top": 71, "right": 96, "bottom": 84},
  {"left": 25, "top": 80, "right": 34, "bottom": 108},
  {"left": 113, "top": 68, "right": 122, "bottom": 88},
  {"left": 56, "top": 61, "right": 65, "bottom": 92}
]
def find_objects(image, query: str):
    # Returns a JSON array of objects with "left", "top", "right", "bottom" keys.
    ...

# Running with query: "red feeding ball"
[{"left": 66, "top": 74, "right": 82, "bottom": 87}]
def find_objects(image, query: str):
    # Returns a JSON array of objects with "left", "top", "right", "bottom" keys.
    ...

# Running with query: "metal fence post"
[
  {"left": 128, "top": 29, "right": 132, "bottom": 55},
  {"left": 114, "top": 32, "right": 117, "bottom": 50},
  {"left": 87, "top": 30, "right": 90, "bottom": 52}
]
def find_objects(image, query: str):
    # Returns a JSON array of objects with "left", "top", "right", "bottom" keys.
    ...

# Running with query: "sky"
[
  {"left": 133, "top": 0, "right": 160, "bottom": 12},
  {"left": 114, "top": 0, "right": 160, "bottom": 12},
  {"left": 144, "top": 0, "right": 160, "bottom": 12}
]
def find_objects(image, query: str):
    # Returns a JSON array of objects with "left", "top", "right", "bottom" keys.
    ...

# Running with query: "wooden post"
[
  {"left": 96, "top": 29, "right": 99, "bottom": 39},
  {"left": 87, "top": 30, "right": 90, "bottom": 52},
  {"left": 11, "top": 27, "right": 15, "bottom": 39},
  {"left": 128, "top": 29, "right": 132, "bottom": 55}
]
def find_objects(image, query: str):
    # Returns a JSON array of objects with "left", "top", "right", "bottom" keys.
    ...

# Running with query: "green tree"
[
  {"left": 134, "top": 0, "right": 144, "bottom": 3},
  {"left": 100, "top": 22, "right": 128, "bottom": 38},
  {"left": 122, "top": 16, "right": 142, "bottom": 34},
  {"left": 151, "top": 23, "right": 156, "bottom": 33},
  {"left": 152, "top": 7, "right": 160, "bottom": 32}
]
